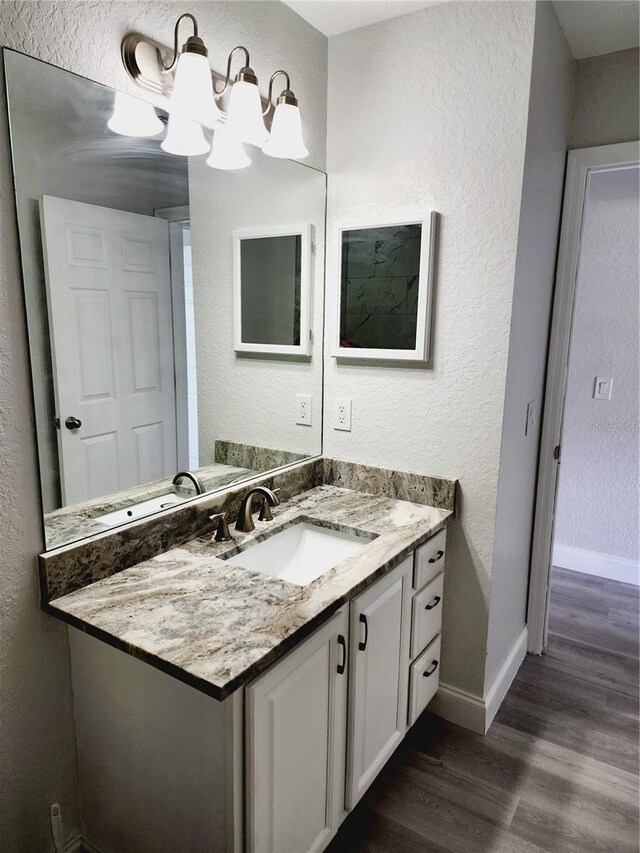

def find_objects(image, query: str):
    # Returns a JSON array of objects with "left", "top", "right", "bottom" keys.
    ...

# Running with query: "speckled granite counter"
[
  {"left": 44, "top": 462, "right": 256, "bottom": 549},
  {"left": 49, "top": 485, "right": 452, "bottom": 700}
]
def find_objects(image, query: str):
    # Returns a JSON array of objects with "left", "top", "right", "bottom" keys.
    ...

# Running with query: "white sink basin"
[
  {"left": 96, "top": 493, "right": 185, "bottom": 526},
  {"left": 222, "top": 522, "right": 371, "bottom": 586}
]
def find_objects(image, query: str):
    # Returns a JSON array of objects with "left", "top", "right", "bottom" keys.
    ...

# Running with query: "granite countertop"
[
  {"left": 44, "top": 462, "right": 257, "bottom": 549},
  {"left": 49, "top": 485, "right": 452, "bottom": 700}
]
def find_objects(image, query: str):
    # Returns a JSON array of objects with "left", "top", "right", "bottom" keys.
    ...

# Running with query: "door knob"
[{"left": 65, "top": 416, "right": 82, "bottom": 430}]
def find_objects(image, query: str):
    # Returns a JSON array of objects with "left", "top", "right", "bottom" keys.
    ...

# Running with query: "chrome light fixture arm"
[
  {"left": 213, "top": 45, "right": 253, "bottom": 98},
  {"left": 163, "top": 12, "right": 202, "bottom": 72},
  {"left": 263, "top": 70, "right": 296, "bottom": 115}
]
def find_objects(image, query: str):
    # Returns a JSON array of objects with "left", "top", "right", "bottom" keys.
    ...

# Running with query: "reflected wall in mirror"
[
  {"left": 234, "top": 225, "right": 312, "bottom": 355},
  {"left": 4, "top": 49, "right": 326, "bottom": 550},
  {"left": 334, "top": 216, "right": 436, "bottom": 362}
]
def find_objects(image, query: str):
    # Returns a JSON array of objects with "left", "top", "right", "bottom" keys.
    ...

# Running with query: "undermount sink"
[
  {"left": 221, "top": 521, "right": 372, "bottom": 586},
  {"left": 96, "top": 493, "right": 186, "bottom": 526}
]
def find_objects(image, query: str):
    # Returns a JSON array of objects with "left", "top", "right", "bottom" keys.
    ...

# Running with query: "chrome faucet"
[
  {"left": 235, "top": 486, "right": 280, "bottom": 533},
  {"left": 172, "top": 470, "right": 206, "bottom": 495}
]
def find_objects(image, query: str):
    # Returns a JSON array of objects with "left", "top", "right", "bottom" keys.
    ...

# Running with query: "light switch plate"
[
  {"left": 593, "top": 377, "right": 613, "bottom": 400},
  {"left": 296, "top": 394, "right": 313, "bottom": 426},
  {"left": 334, "top": 398, "right": 352, "bottom": 431}
]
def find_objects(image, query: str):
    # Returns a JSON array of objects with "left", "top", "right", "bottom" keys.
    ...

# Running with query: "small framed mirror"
[
  {"left": 233, "top": 225, "right": 313, "bottom": 356},
  {"left": 334, "top": 214, "right": 436, "bottom": 362}
]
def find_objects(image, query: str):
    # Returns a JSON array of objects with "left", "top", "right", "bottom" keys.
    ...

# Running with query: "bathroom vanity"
[
  {"left": 48, "top": 483, "right": 451, "bottom": 853},
  {"left": 6, "top": 43, "right": 457, "bottom": 853}
]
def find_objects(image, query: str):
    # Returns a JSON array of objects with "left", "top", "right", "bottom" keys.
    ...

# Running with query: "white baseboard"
[
  {"left": 430, "top": 683, "right": 486, "bottom": 734},
  {"left": 553, "top": 544, "right": 640, "bottom": 586},
  {"left": 484, "top": 626, "right": 528, "bottom": 730},
  {"left": 431, "top": 627, "right": 528, "bottom": 735}
]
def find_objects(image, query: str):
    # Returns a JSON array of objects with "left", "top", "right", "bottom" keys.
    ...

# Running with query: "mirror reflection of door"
[{"left": 41, "top": 196, "right": 179, "bottom": 505}]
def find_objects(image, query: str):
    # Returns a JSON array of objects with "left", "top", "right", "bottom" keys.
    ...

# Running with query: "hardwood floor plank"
[
  {"left": 509, "top": 797, "right": 639, "bottom": 853},
  {"left": 327, "top": 805, "right": 454, "bottom": 853},
  {"left": 527, "top": 637, "right": 639, "bottom": 698},
  {"left": 495, "top": 693, "right": 639, "bottom": 774}
]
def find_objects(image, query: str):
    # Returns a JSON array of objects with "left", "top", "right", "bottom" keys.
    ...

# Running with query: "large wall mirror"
[{"left": 4, "top": 49, "right": 326, "bottom": 550}]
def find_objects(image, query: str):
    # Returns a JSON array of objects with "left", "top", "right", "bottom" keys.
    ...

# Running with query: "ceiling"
[
  {"left": 282, "top": 1, "right": 442, "bottom": 38},
  {"left": 551, "top": 1, "right": 639, "bottom": 59},
  {"left": 283, "top": 0, "right": 640, "bottom": 58}
]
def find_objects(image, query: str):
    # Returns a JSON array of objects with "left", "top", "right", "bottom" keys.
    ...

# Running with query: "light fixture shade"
[
  {"left": 107, "top": 91, "right": 164, "bottom": 137},
  {"left": 161, "top": 113, "right": 210, "bottom": 156},
  {"left": 206, "top": 127, "right": 251, "bottom": 170},
  {"left": 170, "top": 50, "right": 221, "bottom": 128},
  {"left": 262, "top": 102, "right": 309, "bottom": 159},
  {"left": 225, "top": 79, "right": 269, "bottom": 146}
]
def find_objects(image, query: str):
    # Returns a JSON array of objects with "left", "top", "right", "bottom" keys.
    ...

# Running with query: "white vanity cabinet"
[
  {"left": 68, "top": 528, "right": 447, "bottom": 853},
  {"left": 346, "top": 557, "right": 412, "bottom": 808},
  {"left": 245, "top": 609, "right": 349, "bottom": 853}
]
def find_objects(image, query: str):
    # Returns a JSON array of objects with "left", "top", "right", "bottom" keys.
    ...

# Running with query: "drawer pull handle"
[
  {"left": 423, "top": 660, "right": 439, "bottom": 678},
  {"left": 428, "top": 550, "right": 444, "bottom": 564},
  {"left": 358, "top": 614, "right": 368, "bottom": 651},
  {"left": 425, "top": 595, "right": 441, "bottom": 611},
  {"left": 337, "top": 635, "right": 346, "bottom": 675}
]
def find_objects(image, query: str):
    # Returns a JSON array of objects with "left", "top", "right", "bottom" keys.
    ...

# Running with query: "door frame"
[
  {"left": 527, "top": 141, "right": 640, "bottom": 654},
  {"left": 155, "top": 206, "right": 191, "bottom": 469}
]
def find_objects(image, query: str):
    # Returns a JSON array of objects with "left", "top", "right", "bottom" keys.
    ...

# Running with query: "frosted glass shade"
[
  {"left": 206, "top": 128, "right": 251, "bottom": 170},
  {"left": 107, "top": 92, "right": 164, "bottom": 138},
  {"left": 170, "top": 50, "right": 221, "bottom": 128},
  {"left": 225, "top": 80, "right": 269, "bottom": 146},
  {"left": 161, "top": 113, "right": 210, "bottom": 156},
  {"left": 262, "top": 102, "right": 309, "bottom": 160}
]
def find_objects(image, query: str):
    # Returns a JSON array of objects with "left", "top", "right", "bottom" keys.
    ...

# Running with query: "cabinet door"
[
  {"left": 246, "top": 609, "right": 349, "bottom": 853},
  {"left": 346, "top": 557, "right": 412, "bottom": 809}
]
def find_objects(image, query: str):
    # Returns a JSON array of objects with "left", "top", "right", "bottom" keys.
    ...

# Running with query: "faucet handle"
[
  {"left": 209, "top": 513, "right": 233, "bottom": 542},
  {"left": 258, "top": 500, "right": 273, "bottom": 522}
]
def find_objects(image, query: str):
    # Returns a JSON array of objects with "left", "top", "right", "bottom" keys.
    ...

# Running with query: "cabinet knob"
[
  {"left": 425, "top": 595, "right": 441, "bottom": 611},
  {"left": 428, "top": 549, "right": 444, "bottom": 564}
]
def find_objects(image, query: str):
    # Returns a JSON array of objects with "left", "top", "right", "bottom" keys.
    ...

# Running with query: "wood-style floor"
[{"left": 328, "top": 567, "right": 640, "bottom": 852}]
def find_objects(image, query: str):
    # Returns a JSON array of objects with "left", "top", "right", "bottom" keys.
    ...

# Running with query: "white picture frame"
[
  {"left": 233, "top": 223, "right": 313, "bottom": 356},
  {"left": 332, "top": 213, "right": 437, "bottom": 362}
]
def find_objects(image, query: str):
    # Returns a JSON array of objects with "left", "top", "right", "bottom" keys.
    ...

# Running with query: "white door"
[
  {"left": 346, "top": 557, "right": 412, "bottom": 809},
  {"left": 41, "top": 196, "right": 178, "bottom": 505},
  {"left": 246, "top": 609, "right": 349, "bottom": 853}
]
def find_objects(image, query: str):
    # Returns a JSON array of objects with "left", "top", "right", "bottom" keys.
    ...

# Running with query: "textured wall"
[
  {"left": 569, "top": 47, "right": 640, "bottom": 149},
  {"left": 325, "top": 1, "right": 536, "bottom": 697},
  {"left": 188, "top": 152, "right": 325, "bottom": 463},
  {"left": 0, "top": 3, "right": 326, "bottom": 850},
  {"left": 554, "top": 166, "right": 640, "bottom": 561},
  {"left": 486, "top": 1, "right": 574, "bottom": 686}
]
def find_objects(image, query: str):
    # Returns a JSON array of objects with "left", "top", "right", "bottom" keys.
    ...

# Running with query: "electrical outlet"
[
  {"left": 296, "top": 394, "right": 313, "bottom": 426},
  {"left": 334, "top": 398, "right": 352, "bottom": 431}
]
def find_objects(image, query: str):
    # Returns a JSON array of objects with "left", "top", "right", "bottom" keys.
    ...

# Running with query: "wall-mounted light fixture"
[{"left": 110, "top": 12, "right": 309, "bottom": 168}]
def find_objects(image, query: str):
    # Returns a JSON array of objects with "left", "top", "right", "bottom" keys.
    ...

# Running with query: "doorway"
[
  {"left": 528, "top": 141, "right": 640, "bottom": 654},
  {"left": 154, "top": 205, "right": 199, "bottom": 471}
]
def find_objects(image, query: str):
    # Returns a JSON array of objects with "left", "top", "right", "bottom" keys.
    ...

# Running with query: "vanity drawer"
[
  {"left": 413, "top": 528, "right": 446, "bottom": 590},
  {"left": 410, "top": 572, "right": 444, "bottom": 659},
  {"left": 408, "top": 634, "right": 441, "bottom": 726}
]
